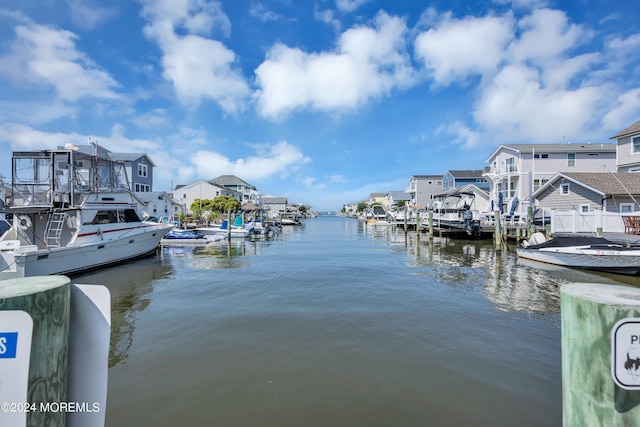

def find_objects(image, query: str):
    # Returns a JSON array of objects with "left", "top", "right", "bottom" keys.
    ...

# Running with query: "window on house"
[
  {"left": 620, "top": 203, "right": 635, "bottom": 213},
  {"left": 534, "top": 153, "right": 549, "bottom": 159},
  {"left": 568, "top": 153, "right": 576, "bottom": 167},
  {"left": 580, "top": 205, "right": 589, "bottom": 213},
  {"left": 135, "top": 184, "right": 140, "bottom": 192},
  {"left": 588, "top": 153, "right": 599, "bottom": 156},
  {"left": 509, "top": 181, "right": 516, "bottom": 198},
  {"left": 138, "top": 163, "right": 148, "bottom": 177},
  {"left": 561, "top": 184, "right": 570, "bottom": 195},
  {"left": 533, "top": 179, "right": 549, "bottom": 191},
  {"left": 505, "top": 157, "right": 515, "bottom": 172},
  {"left": 633, "top": 136, "right": 640, "bottom": 154}
]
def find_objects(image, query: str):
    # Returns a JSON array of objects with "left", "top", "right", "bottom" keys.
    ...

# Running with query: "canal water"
[{"left": 72, "top": 215, "right": 639, "bottom": 426}]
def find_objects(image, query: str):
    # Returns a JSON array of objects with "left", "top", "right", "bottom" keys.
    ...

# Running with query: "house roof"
[
  {"left": 262, "top": 197, "right": 287, "bottom": 204},
  {"left": 109, "top": 153, "right": 156, "bottom": 167},
  {"left": 410, "top": 174, "right": 444, "bottom": 179},
  {"left": 370, "top": 192, "right": 386, "bottom": 198},
  {"left": 209, "top": 175, "right": 256, "bottom": 190},
  {"left": 446, "top": 169, "right": 485, "bottom": 178},
  {"left": 388, "top": 191, "right": 410, "bottom": 200},
  {"left": 485, "top": 143, "right": 616, "bottom": 162},
  {"left": 534, "top": 172, "right": 640, "bottom": 198},
  {"left": 610, "top": 120, "right": 640, "bottom": 139}
]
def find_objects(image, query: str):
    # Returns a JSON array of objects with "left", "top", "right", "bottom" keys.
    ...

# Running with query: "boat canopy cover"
[{"left": 527, "top": 236, "right": 616, "bottom": 249}]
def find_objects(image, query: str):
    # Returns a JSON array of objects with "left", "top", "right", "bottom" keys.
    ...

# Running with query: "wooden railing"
[{"left": 622, "top": 215, "right": 640, "bottom": 235}]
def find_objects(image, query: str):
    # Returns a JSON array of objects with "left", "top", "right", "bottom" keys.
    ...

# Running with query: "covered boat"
[
  {"left": 0, "top": 142, "right": 173, "bottom": 279},
  {"left": 517, "top": 234, "right": 640, "bottom": 275}
]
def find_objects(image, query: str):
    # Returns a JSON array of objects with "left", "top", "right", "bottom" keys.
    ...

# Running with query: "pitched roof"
[
  {"left": 262, "top": 197, "right": 287, "bottom": 204},
  {"left": 486, "top": 143, "right": 616, "bottom": 162},
  {"left": 610, "top": 120, "right": 640, "bottom": 139},
  {"left": 209, "top": 175, "right": 256, "bottom": 190},
  {"left": 108, "top": 153, "right": 156, "bottom": 166},
  {"left": 446, "top": 169, "right": 485, "bottom": 178},
  {"left": 560, "top": 172, "right": 640, "bottom": 195},
  {"left": 388, "top": 191, "right": 410, "bottom": 200}
]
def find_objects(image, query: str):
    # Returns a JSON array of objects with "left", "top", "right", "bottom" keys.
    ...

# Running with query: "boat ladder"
[{"left": 45, "top": 212, "right": 67, "bottom": 248}]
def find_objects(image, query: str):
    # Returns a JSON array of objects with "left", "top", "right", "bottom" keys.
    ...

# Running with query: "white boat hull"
[
  {"left": 194, "top": 227, "right": 250, "bottom": 238},
  {"left": 1, "top": 225, "right": 171, "bottom": 279},
  {"left": 517, "top": 246, "right": 640, "bottom": 275}
]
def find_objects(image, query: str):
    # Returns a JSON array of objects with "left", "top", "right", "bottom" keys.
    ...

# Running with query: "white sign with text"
[{"left": 0, "top": 310, "right": 33, "bottom": 426}]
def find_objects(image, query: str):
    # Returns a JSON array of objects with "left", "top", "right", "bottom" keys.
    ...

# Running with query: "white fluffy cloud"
[
  {"left": 141, "top": 0, "right": 249, "bottom": 113},
  {"left": 414, "top": 12, "right": 514, "bottom": 86},
  {"left": 190, "top": 141, "right": 311, "bottom": 181},
  {"left": 0, "top": 22, "right": 119, "bottom": 102},
  {"left": 255, "top": 11, "right": 414, "bottom": 120},
  {"left": 415, "top": 8, "right": 613, "bottom": 146}
]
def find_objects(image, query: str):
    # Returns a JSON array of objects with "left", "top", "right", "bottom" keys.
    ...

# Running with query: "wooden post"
[
  {"left": 493, "top": 210, "right": 501, "bottom": 249},
  {"left": 561, "top": 283, "right": 640, "bottom": 426},
  {"left": 0, "top": 275, "right": 70, "bottom": 427},
  {"left": 404, "top": 209, "right": 408, "bottom": 234},
  {"left": 416, "top": 210, "right": 421, "bottom": 234},
  {"left": 428, "top": 211, "right": 433, "bottom": 241},
  {"left": 227, "top": 209, "right": 232, "bottom": 240}
]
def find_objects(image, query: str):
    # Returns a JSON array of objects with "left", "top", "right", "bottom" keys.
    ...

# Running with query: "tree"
[
  {"left": 357, "top": 202, "right": 367, "bottom": 212},
  {"left": 211, "top": 195, "right": 241, "bottom": 213},
  {"left": 299, "top": 205, "right": 308, "bottom": 214}
]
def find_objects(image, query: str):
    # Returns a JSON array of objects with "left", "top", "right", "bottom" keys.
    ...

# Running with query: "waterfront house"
[
  {"left": 611, "top": 119, "right": 640, "bottom": 172},
  {"left": 135, "top": 191, "right": 181, "bottom": 220},
  {"left": 369, "top": 193, "right": 388, "bottom": 208},
  {"left": 210, "top": 175, "right": 259, "bottom": 205},
  {"left": 405, "top": 175, "right": 443, "bottom": 209},
  {"left": 484, "top": 143, "right": 617, "bottom": 217},
  {"left": 532, "top": 172, "right": 640, "bottom": 233},
  {"left": 387, "top": 191, "right": 410, "bottom": 208},
  {"left": 442, "top": 170, "right": 490, "bottom": 192},
  {"left": 109, "top": 152, "right": 156, "bottom": 193},
  {"left": 173, "top": 180, "right": 241, "bottom": 215},
  {"left": 261, "top": 196, "right": 288, "bottom": 219}
]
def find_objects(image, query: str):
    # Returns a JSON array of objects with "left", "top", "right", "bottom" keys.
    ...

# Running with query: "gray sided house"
[
  {"left": 109, "top": 153, "right": 156, "bottom": 193},
  {"left": 611, "top": 120, "right": 640, "bottom": 172},
  {"left": 387, "top": 191, "right": 410, "bottom": 208},
  {"left": 210, "top": 175, "right": 258, "bottom": 204},
  {"left": 135, "top": 191, "right": 180, "bottom": 220},
  {"left": 484, "top": 143, "right": 617, "bottom": 215},
  {"left": 173, "top": 180, "right": 241, "bottom": 215},
  {"left": 262, "top": 196, "right": 288, "bottom": 218},
  {"left": 442, "top": 170, "right": 490, "bottom": 192},
  {"left": 533, "top": 172, "right": 640, "bottom": 214},
  {"left": 405, "top": 175, "right": 443, "bottom": 208}
]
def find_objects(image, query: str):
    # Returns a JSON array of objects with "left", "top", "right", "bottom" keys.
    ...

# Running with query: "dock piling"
[{"left": 561, "top": 283, "right": 640, "bottom": 425}]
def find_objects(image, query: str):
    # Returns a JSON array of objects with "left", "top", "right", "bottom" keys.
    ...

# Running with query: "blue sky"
[{"left": 0, "top": 0, "right": 639, "bottom": 211}]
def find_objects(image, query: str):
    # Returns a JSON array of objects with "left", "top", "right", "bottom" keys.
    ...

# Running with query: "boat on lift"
[{"left": 0, "top": 141, "right": 173, "bottom": 279}]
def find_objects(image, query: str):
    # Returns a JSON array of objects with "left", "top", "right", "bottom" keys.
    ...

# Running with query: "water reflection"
[{"left": 71, "top": 256, "right": 174, "bottom": 367}]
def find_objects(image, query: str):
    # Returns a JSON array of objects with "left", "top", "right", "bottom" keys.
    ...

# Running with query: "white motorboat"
[
  {"left": 0, "top": 142, "right": 173, "bottom": 279},
  {"left": 195, "top": 220, "right": 250, "bottom": 238},
  {"left": 517, "top": 233, "right": 640, "bottom": 275}
]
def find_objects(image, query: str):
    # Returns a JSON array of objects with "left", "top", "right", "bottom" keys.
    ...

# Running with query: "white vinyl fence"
[{"left": 549, "top": 210, "right": 631, "bottom": 234}]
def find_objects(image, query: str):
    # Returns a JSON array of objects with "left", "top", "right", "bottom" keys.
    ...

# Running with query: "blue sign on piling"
[{"left": 0, "top": 332, "right": 18, "bottom": 358}]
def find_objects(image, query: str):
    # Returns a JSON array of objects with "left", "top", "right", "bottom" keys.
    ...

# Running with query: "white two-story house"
[
  {"left": 483, "top": 143, "right": 617, "bottom": 215},
  {"left": 611, "top": 120, "right": 640, "bottom": 172},
  {"left": 210, "top": 175, "right": 259, "bottom": 205},
  {"left": 405, "top": 175, "right": 443, "bottom": 209},
  {"left": 173, "top": 180, "right": 242, "bottom": 215}
]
